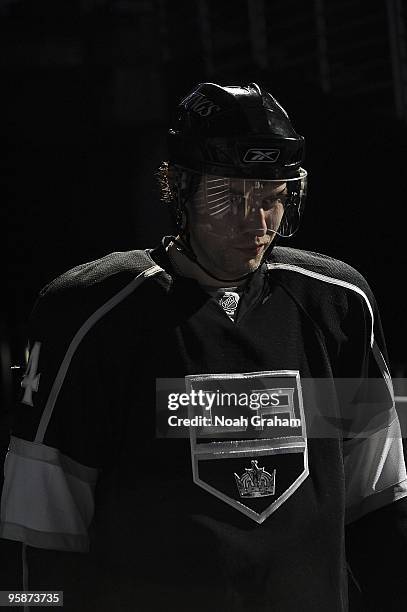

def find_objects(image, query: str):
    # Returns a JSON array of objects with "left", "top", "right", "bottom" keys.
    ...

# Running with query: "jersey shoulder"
[
  {"left": 31, "top": 250, "right": 167, "bottom": 335},
  {"left": 40, "top": 250, "right": 160, "bottom": 297},
  {"left": 268, "top": 246, "right": 373, "bottom": 299}
]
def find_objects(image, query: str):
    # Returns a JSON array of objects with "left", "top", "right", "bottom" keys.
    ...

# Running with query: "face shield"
[{"left": 188, "top": 168, "right": 307, "bottom": 240}]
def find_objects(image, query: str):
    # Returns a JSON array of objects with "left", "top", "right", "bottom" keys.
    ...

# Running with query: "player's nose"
[{"left": 242, "top": 205, "right": 268, "bottom": 236}]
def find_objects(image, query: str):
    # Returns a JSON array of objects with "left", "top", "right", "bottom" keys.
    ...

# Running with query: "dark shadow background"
[
  {"left": 2, "top": 0, "right": 407, "bottom": 373},
  {"left": 1, "top": 0, "right": 407, "bottom": 605}
]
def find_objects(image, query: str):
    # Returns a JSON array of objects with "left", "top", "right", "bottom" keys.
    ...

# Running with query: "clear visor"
[{"left": 190, "top": 168, "right": 307, "bottom": 238}]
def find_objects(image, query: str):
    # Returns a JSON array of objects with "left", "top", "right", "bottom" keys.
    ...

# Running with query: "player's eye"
[{"left": 262, "top": 194, "right": 288, "bottom": 210}]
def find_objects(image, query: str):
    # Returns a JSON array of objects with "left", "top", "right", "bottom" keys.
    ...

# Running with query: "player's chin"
[
  {"left": 237, "top": 250, "right": 265, "bottom": 270},
  {"left": 225, "top": 256, "right": 262, "bottom": 277},
  {"left": 245, "top": 258, "right": 263, "bottom": 274}
]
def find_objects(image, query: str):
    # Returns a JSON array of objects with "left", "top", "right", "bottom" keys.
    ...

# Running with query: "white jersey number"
[{"left": 21, "top": 342, "right": 41, "bottom": 406}]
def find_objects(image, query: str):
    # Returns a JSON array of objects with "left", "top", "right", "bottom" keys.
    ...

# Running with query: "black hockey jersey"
[{"left": 1, "top": 244, "right": 406, "bottom": 611}]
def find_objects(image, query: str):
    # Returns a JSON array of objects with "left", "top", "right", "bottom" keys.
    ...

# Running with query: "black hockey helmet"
[
  {"left": 167, "top": 82, "right": 305, "bottom": 180},
  {"left": 166, "top": 83, "right": 307, "bottom": 241}
]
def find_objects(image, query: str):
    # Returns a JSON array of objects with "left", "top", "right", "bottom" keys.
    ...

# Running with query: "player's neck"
[{"left": 167, "top": 239, "right": 247, "bottom": 288}]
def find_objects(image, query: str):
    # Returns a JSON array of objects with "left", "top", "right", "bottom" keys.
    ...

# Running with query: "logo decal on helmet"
[
  {"left": 182, "top": 92, "right": 221, "bottom": 117},
  {"left": 243, "top": 149, "right": 280, "bottom": 163}
]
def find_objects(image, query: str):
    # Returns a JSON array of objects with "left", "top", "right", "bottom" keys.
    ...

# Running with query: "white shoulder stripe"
[
  {"left": 267, "top": 262, "right": 375, "bottom": 348},
  {"left": 35, "top": 264, "right": 163, "bottom": 443},
  {"left": 372, "top": 341, "right": 395, "bottom": 406}
]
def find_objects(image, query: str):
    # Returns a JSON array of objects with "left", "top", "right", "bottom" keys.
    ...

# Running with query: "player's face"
[{"left": 186, "top": 176, "right": 286, "bottom": 279}]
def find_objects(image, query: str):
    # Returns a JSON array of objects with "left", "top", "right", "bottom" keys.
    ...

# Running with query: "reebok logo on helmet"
[{"left": 243, "top": 149, "right": 281, "bottom": 163}]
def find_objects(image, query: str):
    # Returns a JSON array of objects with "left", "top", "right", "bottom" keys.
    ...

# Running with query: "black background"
[
  {"left": 1, "top": 1, "right": 407, "bottom": 606},
  {"left": 3, "top": 0, "right": 407, "bottom": 373}
]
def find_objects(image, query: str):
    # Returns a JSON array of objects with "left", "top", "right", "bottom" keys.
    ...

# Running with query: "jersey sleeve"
[
  {"left": 0, "top": 291, "right": 115, "bottom": 553},
  {"left": 342, "top": 289, "right": 407, "bottom": 523},
  {"left": 0, "top": 254, "right": 162, "bottom": 554}
]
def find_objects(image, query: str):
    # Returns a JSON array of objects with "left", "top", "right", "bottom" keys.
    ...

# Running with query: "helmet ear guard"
[
  {"left": 164, "top": 164, "right": 202, "bottom": 235},
  {"left": 275, "top": 167, "right": 308, "bottom": 238}
]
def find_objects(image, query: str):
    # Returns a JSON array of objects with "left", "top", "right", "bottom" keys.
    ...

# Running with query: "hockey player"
[{"left": 1, "top": 82, "right": 407, "bottom": 611}]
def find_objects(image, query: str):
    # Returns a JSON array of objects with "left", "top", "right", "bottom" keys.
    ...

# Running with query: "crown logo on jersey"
[{"left": 234, "top": 460, "right": 276, "bottom": 498}]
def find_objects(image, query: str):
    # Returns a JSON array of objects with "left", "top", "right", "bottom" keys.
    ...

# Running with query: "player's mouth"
[{"left": 234, "top": 244, "right": 266, "bottom": 256}]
